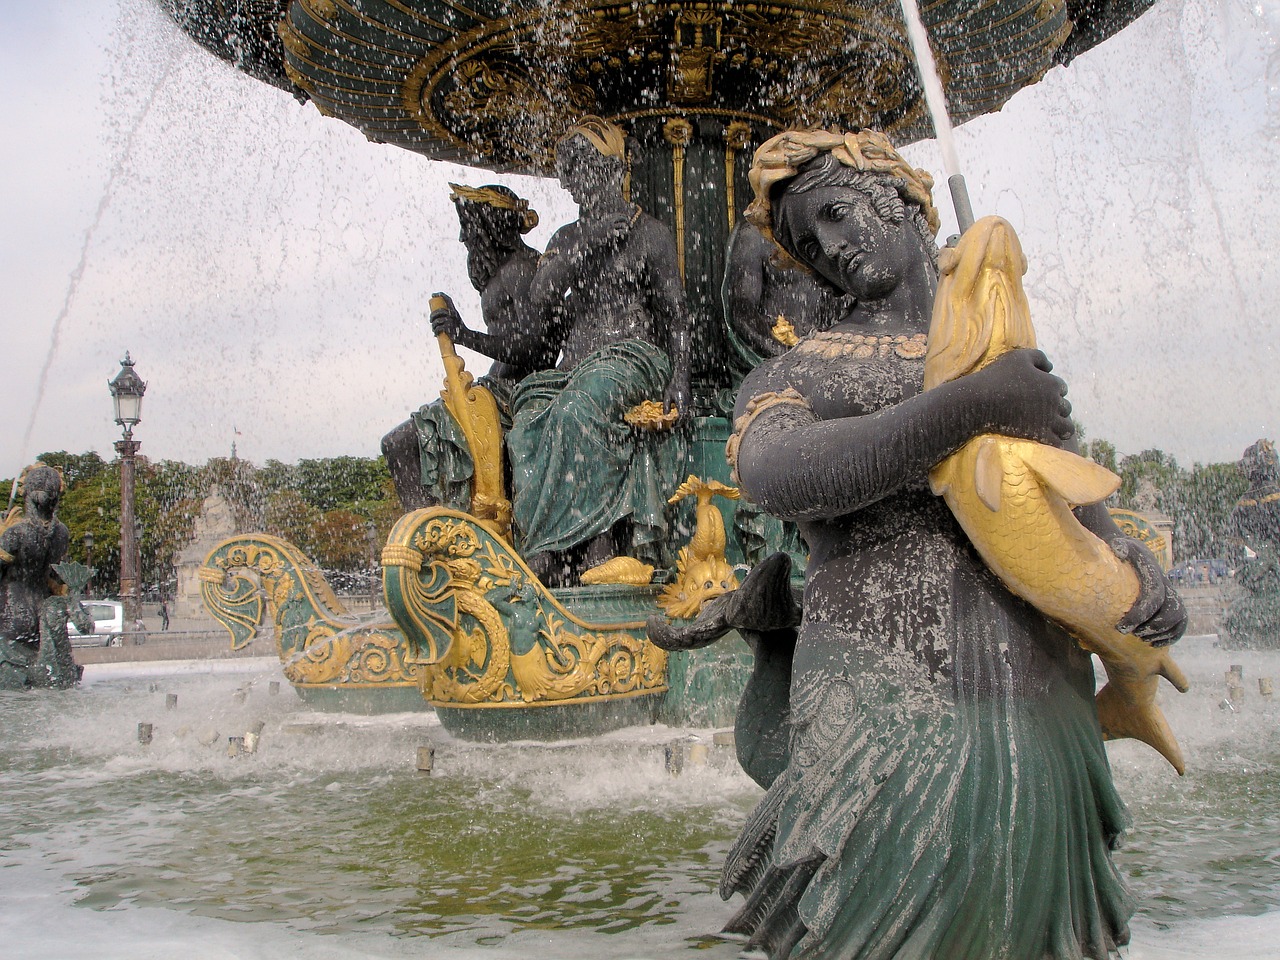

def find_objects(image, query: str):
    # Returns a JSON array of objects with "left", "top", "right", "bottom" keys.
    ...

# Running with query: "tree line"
[
  {"left": 2, "top": 452, "right": 399, "bottom": 597},
  {"left": 2, "top": 440, "right": 1257, "bottom": 599}
]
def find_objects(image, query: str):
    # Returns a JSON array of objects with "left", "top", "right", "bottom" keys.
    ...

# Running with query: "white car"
[{"left": 68, "top": 600, "right": 125, "bottom": 648}]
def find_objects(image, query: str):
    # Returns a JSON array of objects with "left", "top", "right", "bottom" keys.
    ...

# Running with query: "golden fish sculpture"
[{"left": 925, "top": 216, "right": 1189, "bottom": 775}]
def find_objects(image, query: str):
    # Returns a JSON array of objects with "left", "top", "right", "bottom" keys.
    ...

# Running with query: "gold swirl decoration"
[
  {"left": 1107, "top": 508, "right": 1174, "bottom": 572},
  {"left": 384, "top": 508, "right": 669, "bottom": 709},
  {"left": 200, "top": 534, "right": 417, "bottom": 688},
  {"left": 257, "top": 0, "right": 1078, "bottom": 175}
]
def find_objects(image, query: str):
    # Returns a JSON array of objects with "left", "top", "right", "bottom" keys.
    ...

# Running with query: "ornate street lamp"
[
  {"left": 109, "top": 353, "right": 146, "bottom": 643},
  {"left": 365, "top": 520, "right": 379, "bottom": 610},
  {"left": 83, "top": 531, "right": 94, "bottom": 597}
]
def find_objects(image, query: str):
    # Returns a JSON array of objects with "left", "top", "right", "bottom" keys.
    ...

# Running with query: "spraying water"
[
  {"left": 898, "top": 0, "right": 975, "bottom": 232},
  {"left": 10, "top": 53, "right": 175, "bottom": 495}
]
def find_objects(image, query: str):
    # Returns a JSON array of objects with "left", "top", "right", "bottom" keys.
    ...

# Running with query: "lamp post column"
[
  {"left": 109, "top": 352, "right": 147, "bottom": 644},
  {"left": 117, "top": 437, "right": 142, "bottom": 642},
  {"left": 83, "top": 531, "right": 95, "bottom": 598}
]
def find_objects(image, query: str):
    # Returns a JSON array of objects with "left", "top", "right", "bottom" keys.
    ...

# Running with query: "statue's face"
[
  {"left": 25, "top": 468, "right": 60, "bottom": 515},
  {"left": 456, "top": 205, "right": 502, "bottom": 291},
  {"left": 456, "top": 205, "right": 495, "bottom": 251},
  {"left": 554, "top": 137, "right": 618, "bottom": 206},
  {"left": 774, "top": 182, "right": 915, "bottom": 301}
]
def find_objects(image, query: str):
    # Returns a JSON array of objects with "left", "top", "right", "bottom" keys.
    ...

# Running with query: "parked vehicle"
[
  {"left": 1167, "top": 558, "right": 1229, "bottom": 585},
  {"left": 67, "top": 600, "right": 125, "bottom": 648}
]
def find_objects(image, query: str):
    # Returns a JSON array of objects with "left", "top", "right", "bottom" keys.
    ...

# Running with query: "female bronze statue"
[{"left": 722, "top": 130, "right": 1185, "bottom": 959}]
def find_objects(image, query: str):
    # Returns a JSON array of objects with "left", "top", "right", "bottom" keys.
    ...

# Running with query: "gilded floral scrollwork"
[
  {"left": 384, "top": 508, "right": 669, "bottom": 709},
  {"left": 199, "top": 534, "right": 416, "bottom": 687}
]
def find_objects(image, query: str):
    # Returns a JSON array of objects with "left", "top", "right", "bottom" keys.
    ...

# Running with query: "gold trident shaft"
[{"left": 431, "top": 295, "right": 511, "bottom": 539}]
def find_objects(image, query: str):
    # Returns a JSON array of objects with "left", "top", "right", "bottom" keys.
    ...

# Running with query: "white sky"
[{"left": 2, "top": 0, "right": 1277, "bottom": 476}]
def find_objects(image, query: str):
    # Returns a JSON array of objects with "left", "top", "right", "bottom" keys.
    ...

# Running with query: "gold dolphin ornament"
[{"left": 925, "top": 216, "right": 1189, "bottom": 775}]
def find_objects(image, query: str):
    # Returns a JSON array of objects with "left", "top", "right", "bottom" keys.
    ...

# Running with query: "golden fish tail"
[{"left": 1095, "top": 676, "right": 1186, "bottom": 776}]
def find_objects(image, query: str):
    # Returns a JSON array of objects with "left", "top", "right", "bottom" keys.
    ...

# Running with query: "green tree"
[
  {"left": 309, "top": 508, "right": 374, "bottom": 572},
  {"left": 295, "top": 456, "right": 393, "bottom": 512},
  {"left": 1085, "top": 439, "right": 1118, "bottom": 474},
  {"left": 263, "top": 490, "right": 322, "bottom": 555},
  {"left": 34, "top": 450, "right": 109, "bottom": 488}
]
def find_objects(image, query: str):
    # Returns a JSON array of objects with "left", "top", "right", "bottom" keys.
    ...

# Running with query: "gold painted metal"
[
  {"left": 663, "top": 117, "right": 693, "bottom": 281},
  {"left": 580, "top": 557, "right": 655, "bottom": 586},
  {"left": 200, "top": 535, "right": 417, "bottom": 688},
  {"left": 658, "top": 476, "right": 740, "bottom": 619},
  {"left": 393, "top": 2, "right": 958, "bottom": 172},
  {"left": 624, "top": 399, "right": 680, "bottom": 431},
  {"left": 1108, "top": 508, "right": 1174, "bottom": 571},
  {"left": 669, "top": 9, "right": 722, "bottom": 103},
  {"left": 1239, "top": 491, "right": 1280, "bottom": 506},
  {"left": 724, "top": 120, "right": 752, "bottom": 230},
  {"left": 449, "top": 182, "right": 539, "bottom": 233},
  {"left": 770, "top": 315, "right": 799, "bottom": 347},
  {"left": 924, "top": 216, "right": 1189, "bottom": 774},
  {"left": 383, "top": 508, "right": 668, "bottom": 708},
  {"left": 430, "top": 294, "right": 512, "bottom": 538},
  {"left": 264, "top": 0, "right": 1079, "bottom": 174}
]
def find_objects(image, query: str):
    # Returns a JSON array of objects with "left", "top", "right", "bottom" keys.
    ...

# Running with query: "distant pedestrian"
[
  {"left": 159, "top": 600, "right": 170, "bottom": 631},
  {"left": 132, "top": 617, "right": 146, "bottom": 645}
]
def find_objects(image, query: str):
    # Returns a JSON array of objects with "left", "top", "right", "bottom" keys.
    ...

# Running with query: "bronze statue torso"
[
  {"left": 1, "top": 516, "right": 69, "bottom": 644},
  {"left": 740, "top": 333, "right": 1086, "bottom": 701},
  {"left": 555, "top": 214, "right": 673, "bottom": 370}
]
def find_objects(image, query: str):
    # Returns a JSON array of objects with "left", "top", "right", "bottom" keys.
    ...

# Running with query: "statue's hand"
[
  {"left": 966, "top": 349, "right": 1074, "bottom": 444},
  {"left": 429, "top": 292, "right": 465, "bottom": 340},
  {"left": 663, "top": 375, "right": 692, "bottom": 419},
  {"left": 1112, "top": 536, "right": 1188, "bottom": 647},
  {"left": 577, "top": 210, "right": 634, "bottom": 253}
]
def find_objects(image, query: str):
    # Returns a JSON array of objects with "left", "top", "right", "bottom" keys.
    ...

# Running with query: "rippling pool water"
[{"left": 1, "top": 638, "right": 1276, "bottom": 959}]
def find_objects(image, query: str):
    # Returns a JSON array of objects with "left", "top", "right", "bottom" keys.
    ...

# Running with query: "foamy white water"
[{"left": 1, "top": 639, "right": 1276, "bottom": 959}]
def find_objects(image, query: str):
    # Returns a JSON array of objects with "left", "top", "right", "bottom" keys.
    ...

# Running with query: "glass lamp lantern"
[{"left": 108, "top": 353, "right": 147, "bottom": 437}]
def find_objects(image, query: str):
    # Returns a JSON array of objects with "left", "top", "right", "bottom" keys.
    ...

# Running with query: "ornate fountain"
[{"left": 174, "top": 0, "right": 1160, "bottom": 736}]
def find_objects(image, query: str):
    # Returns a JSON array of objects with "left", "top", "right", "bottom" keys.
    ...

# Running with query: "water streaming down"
[
  {"left": 4, "top": 0, "right": 1280, "bottom": 956},
  {"left": 897, "top": 0, "right": 975, "bottom": 233},
  {"left": 10, "top": 55, "right": 175, "bottom": 495}
]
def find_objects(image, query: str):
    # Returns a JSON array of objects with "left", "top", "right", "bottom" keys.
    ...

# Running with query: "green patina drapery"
[{"left": 507, "top": 339, "right": 686, "bottom": 562}]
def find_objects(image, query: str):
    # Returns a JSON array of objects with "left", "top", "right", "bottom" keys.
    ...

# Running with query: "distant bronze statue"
[
  {"left": 507, "top": 116, "right": 693, "bottom": 584},
  {"left": 656, "top": 130, "right": 1186, "bottom": 959},
  {"left": 1, "top": 465, "right": 72, "bottom": 689},
  {"left": 30, "top": 562, "right": 93, "bottom": 689},
  {"left": 722, "top": 219, "right": 850, "bottom": 367},
  {"left": 382, "top": 183, "right": 544, "bottom": 512},
  {"left": 1224, "top": 438, "right": 1280, "bottom": 647}
]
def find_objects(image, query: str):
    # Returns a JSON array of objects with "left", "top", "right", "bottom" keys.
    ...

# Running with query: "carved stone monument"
[{"left": 173, "top": 487, "right": 238, "bottom": 620}]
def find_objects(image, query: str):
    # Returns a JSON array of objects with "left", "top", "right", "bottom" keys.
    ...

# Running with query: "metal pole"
[{"left": 116, "top": 437, "right": 142, "bottom": 643}]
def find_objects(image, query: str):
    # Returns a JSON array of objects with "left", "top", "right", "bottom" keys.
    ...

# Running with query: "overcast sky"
[{"left": 2, "top": 0, "right": 1277, "bottom": 478}]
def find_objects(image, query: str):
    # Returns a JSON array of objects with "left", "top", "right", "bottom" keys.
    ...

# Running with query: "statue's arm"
[
  {"left": 723, "top": 227, "right": 781, "bottom": 358},
  {"left": 430, "top": 284, "right": 554, "bottom": 369},
  {"left": 733, "top": 350, "right": 1074, "bottom": 521},
  {"left": 641, "top": 224, "right": 692, "bottom": 413},
  {"left": 521, "top": 229, "right": 586, "bottom": 360},
  {"left": 457, "top": 283, "right": 554, "bottom": 369}
]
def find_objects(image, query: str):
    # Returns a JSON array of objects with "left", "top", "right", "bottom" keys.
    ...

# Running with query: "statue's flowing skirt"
[
  {"left": 721, "top": 517, "right": 1134, "bottom": 960},
  {"left": 508, "top": 339, "right": 683, "bottom": 559}
]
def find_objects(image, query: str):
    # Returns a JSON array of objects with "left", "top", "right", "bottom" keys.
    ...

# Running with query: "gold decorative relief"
[
  {"left": 200, "top": 534, "right": 417, "bottom": 688},
  {"left": 384, "top": 508, "right": 669, "bottom": 708}
]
